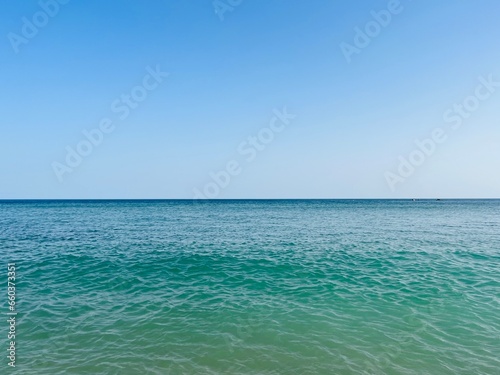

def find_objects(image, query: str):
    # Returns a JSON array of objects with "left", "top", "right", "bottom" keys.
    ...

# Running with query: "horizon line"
[{"left": 1, "top": 198, "right": 500, "bottom": 201}]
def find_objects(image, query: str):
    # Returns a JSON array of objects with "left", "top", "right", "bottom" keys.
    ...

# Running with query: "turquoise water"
[{"left": 1, "top": 200, "right": 499, "bottom": 374}]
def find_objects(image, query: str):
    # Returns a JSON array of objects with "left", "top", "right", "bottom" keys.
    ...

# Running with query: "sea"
[{"left": 1, "top": 199, "right": 499, "bottom": 374}]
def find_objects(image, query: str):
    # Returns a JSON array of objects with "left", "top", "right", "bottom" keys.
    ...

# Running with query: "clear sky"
[{"left": 1, "top": 0, "right": 499, "bottom": 199}]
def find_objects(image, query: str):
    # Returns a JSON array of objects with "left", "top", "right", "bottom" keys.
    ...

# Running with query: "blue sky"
[{"left": 1, "top": 0, "right": 499, "bottom": 198}]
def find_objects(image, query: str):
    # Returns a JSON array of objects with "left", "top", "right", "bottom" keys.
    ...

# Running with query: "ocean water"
[{"left": 1, "top": 199, "right": 499, "bottom": 375}]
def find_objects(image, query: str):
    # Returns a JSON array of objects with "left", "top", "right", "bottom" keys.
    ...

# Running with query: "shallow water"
[{"left": 1, "top": 200, "right": 499, "bottom": 374}]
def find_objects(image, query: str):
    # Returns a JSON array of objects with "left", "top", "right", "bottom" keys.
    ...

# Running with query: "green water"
[{"left": 1, "top": 200, "right": 499, "bottom": 374}]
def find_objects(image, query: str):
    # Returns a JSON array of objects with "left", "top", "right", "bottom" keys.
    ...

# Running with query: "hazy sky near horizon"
[{"left": 1, "top": 0, "right": 500, "bottom": 198}]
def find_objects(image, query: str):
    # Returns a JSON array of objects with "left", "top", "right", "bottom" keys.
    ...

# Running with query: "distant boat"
[{"left": 436, "top": 199, "right": 442, "bottom": 201}]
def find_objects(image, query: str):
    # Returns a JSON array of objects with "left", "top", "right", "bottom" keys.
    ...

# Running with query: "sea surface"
[{"left": 1, "top": 199, "right": 499, "bottom": 375}]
